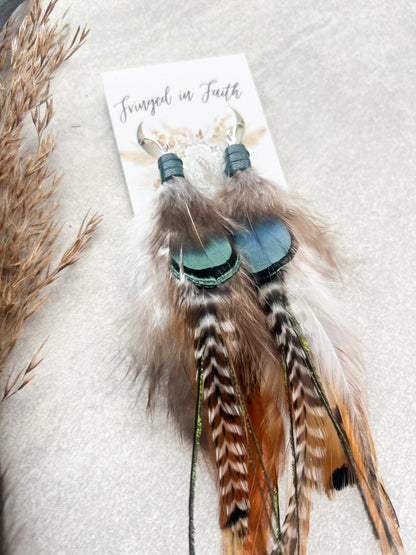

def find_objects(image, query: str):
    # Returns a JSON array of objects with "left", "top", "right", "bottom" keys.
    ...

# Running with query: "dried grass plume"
[{"left": 0, "top": 0, "right": 101, "bottom": 397}]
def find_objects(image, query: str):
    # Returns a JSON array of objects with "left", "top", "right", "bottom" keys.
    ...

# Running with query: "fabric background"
[{"left": 1, "top": 1, "right": 415, "bottom": 553}]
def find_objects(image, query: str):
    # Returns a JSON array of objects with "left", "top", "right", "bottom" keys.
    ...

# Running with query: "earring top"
[{"left": 137, "top": 122, "right": 184, "bottom": 183}]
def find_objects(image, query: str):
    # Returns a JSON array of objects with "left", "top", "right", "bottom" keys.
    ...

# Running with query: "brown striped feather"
[{"left": 258, "top": 279, "right": 327, "bottom": 555}]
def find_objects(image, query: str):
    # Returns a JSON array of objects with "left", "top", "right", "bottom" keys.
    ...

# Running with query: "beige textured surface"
[{"left": 1, "top": 1, "right": 415, "bottom": 553}]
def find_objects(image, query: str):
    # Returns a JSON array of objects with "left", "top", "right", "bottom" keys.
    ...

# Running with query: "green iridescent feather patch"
[{"left": 171, "top": 236, "right": 240, "bottom": 288}]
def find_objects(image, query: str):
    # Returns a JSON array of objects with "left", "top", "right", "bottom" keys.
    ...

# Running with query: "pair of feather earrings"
[{"left": 129, "top": 110, "right": 404, "bottom": 555}]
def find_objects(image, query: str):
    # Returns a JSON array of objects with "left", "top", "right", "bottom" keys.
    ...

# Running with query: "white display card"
[{"left": 102, "top": 54, "right": 286, "bottom": 216}]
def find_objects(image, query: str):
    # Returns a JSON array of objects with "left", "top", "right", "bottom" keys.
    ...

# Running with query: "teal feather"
[
  {"left": 234, "top": 218, "right": 293, "bottom": 283},
  {"left": 170, "top": 236, "right": 240, "bottom": 288}
]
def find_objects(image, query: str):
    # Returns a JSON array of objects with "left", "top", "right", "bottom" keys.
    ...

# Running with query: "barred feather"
[
  {"left": 194, "top": 297, "right": 250, "bottom": 542},
  {"left": 259, "top": 278, "right": 326, "bottom": 554}
]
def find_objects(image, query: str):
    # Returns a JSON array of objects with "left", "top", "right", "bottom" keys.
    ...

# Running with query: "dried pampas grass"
[{"left": 0, "top": 0, "right": 101, "bottom": 397}]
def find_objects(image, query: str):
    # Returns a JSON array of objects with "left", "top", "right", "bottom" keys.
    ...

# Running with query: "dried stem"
[{"left": 0, "top": 0, "right": 101, "bottom": 392}]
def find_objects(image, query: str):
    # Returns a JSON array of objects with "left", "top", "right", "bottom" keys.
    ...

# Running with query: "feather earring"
[
  {"left": 213, "top": 109, "right": 404, "bottom": 555},
  {"left": 129, "top": 124, "right": 282, "bottom": 554}
]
